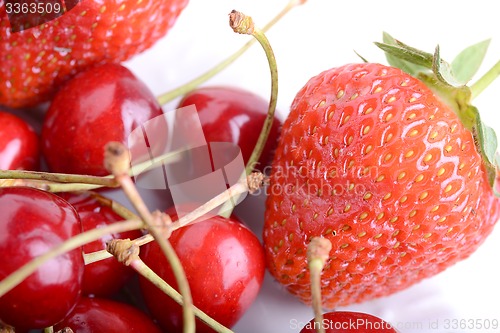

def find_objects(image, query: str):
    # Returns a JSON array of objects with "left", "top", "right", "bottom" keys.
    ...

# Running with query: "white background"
[{"left": 124, "top": 1, "right": 500, "bottom": 332}]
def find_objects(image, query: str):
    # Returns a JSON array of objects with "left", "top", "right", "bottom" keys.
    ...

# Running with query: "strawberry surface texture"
[
  {"left": 264, "top": 62, "right": 500, "bottom": 308},
  {"left": 0, "top": 0, "right": 188, "bottom": 108}
]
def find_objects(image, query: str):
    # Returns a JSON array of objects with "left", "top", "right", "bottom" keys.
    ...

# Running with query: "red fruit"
[
  {"left": 42, "top": 63, "right": 165, "bottom": 176},
  {"left": 139, "top": 213, "right": 265, "bottom": 332},
  {"left": 59, "top": 192, "right": 142, "bottom": 297},
  {"left": 177, "top": 86, "right": 282, "bottom": 171},
  {"left": 0, "top": 0, "right": 188, "bottom": 108},
  {"left": 0, "top": 187, "right": 84, "bottom": 330},
  {"left": 0, "top": 111, "right": 39, "bottom": 170},
  {"left": 300, "top": 311, "right": 398, "bottom": 333},
  {"left": 54, "top": 297, "right": 162, "bottom": 333},
  {"left": 264, "top": 62, "right": 500, "bottom": 308}
]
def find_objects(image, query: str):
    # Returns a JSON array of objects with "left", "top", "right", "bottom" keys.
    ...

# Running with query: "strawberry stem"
[
  {"left": 470, "top": 59, "right": 500, "bottom": 100},
  {"left": 307, "top": 237, "right": 332, "bottom": 333},
  {"left": 0, "top": 219, "right": 144, "bottom": 298},
  {"left": 155, "top": 0, "right": 302, "bottom": 105},
  {"left": 104, "top": 142, "right": 196, "bottom": 333},
  {"left": 130, "top": 258, "right": 235, "bottom": 333}
]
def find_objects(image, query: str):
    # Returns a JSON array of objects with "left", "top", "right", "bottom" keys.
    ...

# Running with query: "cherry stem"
[
  {"left": 0, "top": 150, "right": 181, "bottom": 192},
  {"left": 86, "top": 191, "right": 140, "bottom": 220},
  {"left": 470, "top": 59, "right": 500, "bottom": 100},
  {"left": 172, "top": 175, "right": 251, "bottom": 229},
  {"left": 307, "top": 237, "right": 332, "bottom": 333},
  {"left": 155, "top": 0, "right": 304, "bottom": 106},
  {"left": 218, "top": 10, "right": 278, "bottom": 219},
  {"left": 82, "top": 172, "right": 260, "bottom": 264},
  {"left": 55, "top": 328, "right": 73, "bottom": 333},
  {"left": 0, "top": 219, "right": 144, "bottom": 298},
  {"left": 0, "top": 170, "right": 117, "bottom": 186},
  {"left": 0, "top": 323, "right": 15, "bottom": 333},
  {"left": 43, "top": 327, "right": 54, "bottom": 333},
  {"left": 104, "top": 142, "right": 196, "bottom": 333},
  {"left": 229, "top": 10, "right": 278, "bottom": 175},
  {"left": 0, "top": 178, "right": 106, "bottom": 192},
  {"left": 130, "top": 259, "right": 234, "bottom": 333}
]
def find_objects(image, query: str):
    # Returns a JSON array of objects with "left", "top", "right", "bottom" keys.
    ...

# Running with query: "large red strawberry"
[
  {"left": 263, "top": 35, "right": 500, "bottom": 308},
  {"left": 0, "top": 0, "right": 188, "bottom": 108}
]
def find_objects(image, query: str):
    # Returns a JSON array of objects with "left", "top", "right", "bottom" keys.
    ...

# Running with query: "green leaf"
[
  {"left": 452, "top": 39, "right": 491, "bottom": 84},
  {"left": 376, "top": 33, "right": 435, "bottom": 78},
  {"left": 480, "top": 121, "right": 498, "bottom": 167},
  {"left": 472, "top": 108, "right": 498, "bottom": 187},
  {"left": 381, "top": 32, "right": 421, "bottom": 76},
  {"left": 353, "top": 50, "right": 369, "bottom": 63},
  {"left": 375, "top": 42, "right": 433, "bottom": 69},
  {"left": 432, "top": 45, "right": 463, "bottom": 87}
]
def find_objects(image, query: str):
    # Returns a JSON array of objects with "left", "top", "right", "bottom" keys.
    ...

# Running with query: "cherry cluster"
[{"left": 0, "top": 60, "right": 278, "bottom": 332}]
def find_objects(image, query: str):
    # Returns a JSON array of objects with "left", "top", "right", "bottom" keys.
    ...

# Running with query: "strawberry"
[
  {"left": 0, "top": 0, "right": 188, "bottom": 108},
  {"left": 263, "top": 35, "right": 500, "bottom": 308}
]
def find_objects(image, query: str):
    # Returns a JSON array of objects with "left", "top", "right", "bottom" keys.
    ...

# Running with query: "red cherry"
[
  {"left": 41, "top": 63, "right": 165, "bottom": 176},
  {"left": 177, "top": 86, "right": 282, "bottom": 171},
  {"left": 0, "top": 187, "right": 84, "bottom": 330},
  {"left": 59, "top": 192, "right": 143, "bottom": 297},
  {"left": 0, "top": 111, "right": 39, "bottom": 170},
  {"left": 300, "top": 311, "right": 398, "bottom": 333},
  {"left": 54, "top": 297, "right": 162, "bottom": 333},
  {"left": 139, "top": 213, "right": 265, "bottom": 332}
]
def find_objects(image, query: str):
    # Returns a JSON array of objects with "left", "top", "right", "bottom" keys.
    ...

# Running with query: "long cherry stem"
[
  {"left": 233, "top": 16, "right": 279, "bottom": 176},
  {"left": 156, "top": 0, "right": 303, "bottom": 105},
  {"left": 104, "top": 142, "right": 196, "bottom": 333},
  {"left": 130, "top": 258, "right": 234, "bottom": 333},
  {"left": 0, "top": 170, "right": 117, "bottom": 187},
  {"left": 86, "top": 191, "right": 140, "bottom": 221},
  {"left": 83, "top": 173, "right": 259, "bottom": 264},
  {"left": 218, "top": 10, "right": 279, "bottom": 219},
  {"left": 307, "top": 237, "right": 332, "bottom": 333}
]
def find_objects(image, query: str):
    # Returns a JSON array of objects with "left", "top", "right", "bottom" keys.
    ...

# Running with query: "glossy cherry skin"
[
  {"left": 0, "top": 187, "right": 84, "bottom": 330},
  {"left": 300, "top": 311, "right": 398, "bottom": 333},
  {"left": 42, "top": 63, "right": 164, "bottom": 176},
  {"left": 54, "top": 297, "right": 162, "bottom": 333},
  {"left": 0, "top": 111, "right": 39, "bottom": 170},
  {"left": 59, "top": 192, "right": 143, "bottom": 297},
  {"left": 139, "top": 213, "right": 265, "bottom": 332},
  {"left": 178, "top": 86, "right": 282, "bottom": 172}
]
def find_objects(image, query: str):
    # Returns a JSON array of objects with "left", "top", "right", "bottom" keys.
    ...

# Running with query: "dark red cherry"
[
  {"left": 139, "top": 213, "right": 265, "bottom": 332},
  {"left": 0, "top": 111, "right": 39, "bottom": 170},
  {"left": 59, "top": 192, "right": 143, "bottom": 297},
  {"left": 0, "top": 187, "right": 84, "bottom": 330},
  {"left": 300, "top": 311, "right": 398, "bottom": 333},
  {"left": 41, "top": 63, "right": 165, "bottom": 176},
  {"left": 54, "top": 297, "right": 162, "bottom": 333},
  {"left": 177, "top": 86, "right": 282, "bottom": 171}
]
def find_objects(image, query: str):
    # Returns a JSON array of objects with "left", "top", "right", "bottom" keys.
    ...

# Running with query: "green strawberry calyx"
[{"left": 375, "top": 33, "right": 500, "bottom": 196}]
